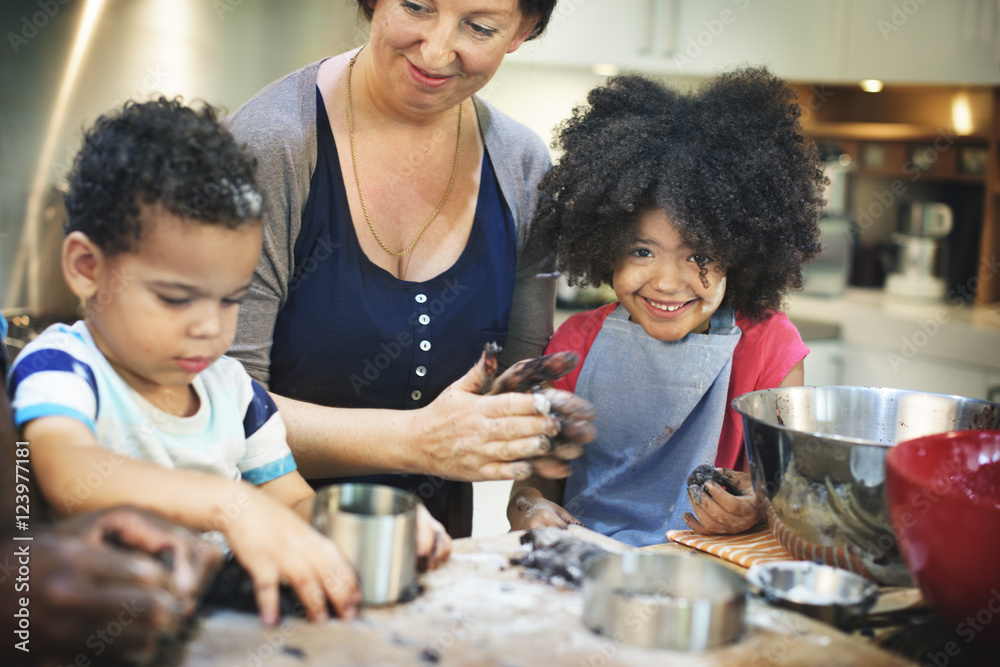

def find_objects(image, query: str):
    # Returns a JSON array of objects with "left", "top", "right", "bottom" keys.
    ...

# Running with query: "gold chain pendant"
[{"left": 347, "top": 48, "right": 463, "bottom": 257}]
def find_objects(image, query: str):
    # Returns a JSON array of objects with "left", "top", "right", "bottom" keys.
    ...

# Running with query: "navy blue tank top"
[{"left": 268, "top": 88, "right": 518, "bottom": 526}]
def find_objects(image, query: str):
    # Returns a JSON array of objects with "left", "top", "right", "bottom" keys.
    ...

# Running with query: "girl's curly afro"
[
  {"left": 64, "top": 97, "right": 263, "bottom": 256},
  {"left": 533, "top": 67, "right": 826, "bottom": 320}
]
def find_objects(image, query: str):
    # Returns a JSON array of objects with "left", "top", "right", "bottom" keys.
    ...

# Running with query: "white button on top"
[
  {"left": 419, "top": 340, "right": 431, "bottom": 351},
  {"left": 415, "top": 294, "right": 427, "bottom": 303},
  {"left": 418, "top": 314, "right": 430, "bottom": 325},
  {"left": 411, "top": 390, "right": 422, "bottom": 401}
]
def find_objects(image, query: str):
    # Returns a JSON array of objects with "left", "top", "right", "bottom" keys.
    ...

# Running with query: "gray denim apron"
[{"left": 562, "top": 303, "right": 741, "bottom": 546}]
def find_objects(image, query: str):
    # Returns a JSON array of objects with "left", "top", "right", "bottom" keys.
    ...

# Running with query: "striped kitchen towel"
[{"left": 664, "top": 525, "right": 795, "bottom": 569}]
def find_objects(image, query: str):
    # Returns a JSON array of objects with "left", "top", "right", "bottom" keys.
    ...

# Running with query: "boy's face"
[
  {"left": 82, "top": 206, "right": 261, "bottom": 397},
  {"left": 613, "top": 208, "right": 727, "bottom": 342}
]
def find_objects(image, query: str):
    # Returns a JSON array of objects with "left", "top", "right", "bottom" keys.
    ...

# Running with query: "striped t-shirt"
[{"left": 8, "top": 321, "right": 295, "bottom": 486}]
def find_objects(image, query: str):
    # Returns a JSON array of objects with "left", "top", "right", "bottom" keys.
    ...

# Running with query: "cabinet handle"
[
  {"left": 638, "top": 0, "right": 655, "bottom": 55},
  {"left": 661, "top": 0, "right": 679, "bottom": 56}
]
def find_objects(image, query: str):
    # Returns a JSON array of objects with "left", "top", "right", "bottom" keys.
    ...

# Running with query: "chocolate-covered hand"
[
  {"left": 682, "top": 468, "right": 763, "bottom": 535},
  {"left": 508, "top": 487, "right": 585, "bottom": 531},
  {"left": 17, "top": 507, "right": 222, "bottom": 666},
  {"left": 524, "top": 387, "right": 596, "bottom": 477},
  {"left": 52, "top": 506, "right": 223, "bottom": 615},
  {"left": 484, "top": 350, "right": 580, "bottom": 395},
  {"left": 473, "top": 344, "right": 596, "bottom": 477}
]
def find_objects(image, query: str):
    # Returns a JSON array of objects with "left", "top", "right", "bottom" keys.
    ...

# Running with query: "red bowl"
[{"left": 886, "top": 430, "right": 1000, "bottom": 653}]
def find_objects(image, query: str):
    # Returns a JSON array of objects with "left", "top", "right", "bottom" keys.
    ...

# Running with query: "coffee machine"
[{"left": 884, "top": 201, "right": 953, "bottom": 302}]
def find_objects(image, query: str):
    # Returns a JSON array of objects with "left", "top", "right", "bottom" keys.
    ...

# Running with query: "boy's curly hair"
[
  {"left": 534, "top": 67, "right": 826, "bottom": 320},
  {"left": 64, "top": 97, "right": 263, "bottom": 255}
]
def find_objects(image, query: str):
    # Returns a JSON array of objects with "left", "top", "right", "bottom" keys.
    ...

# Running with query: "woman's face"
[
  {"left": 613, "top": 208, "right": 727, "bottom": 342},
  {"left": 367, "top": 0, "right": 534, "bottom": 114}
]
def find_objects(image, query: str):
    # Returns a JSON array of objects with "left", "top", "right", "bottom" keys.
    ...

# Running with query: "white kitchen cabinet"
[
  {"left": 670, "top": 0, "right": 844, "bottom": 80},
  {"left": 841, "top": 342, "right": 995, "bottom": 399},
  {"left": 512, "top": 0, "right": 660, "bottom": 70},
  {"left": 844, "top": 0, "right": 1000, "bottom": 85},
  {"left": 510, "top": 0, "right": 999, "bottom": 84},
  {"left": 803, "top": 339, "right": 845, "bottom": 386},
  {"left": 511, "top": 0, "right": 844, "bottom": 80}
]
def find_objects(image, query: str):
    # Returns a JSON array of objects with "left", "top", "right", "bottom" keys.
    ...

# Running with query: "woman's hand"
[
  {"left": 682, "top": 469, "right": 763, "bottom": 535},
  {"left": 416, "top": 504, "right": 451, "bottom": 571},
  {"left": 223, "top": 489, "right": 361, "bottom": 625},
  {"left": 507, "top": 486, "right": 583, "bottom": 531},
  {"left": 18, "top": 507, "right": 222, "bottom": 667},
  {"left": 412, "top": 353, "right": 595, "bottom": 482}
]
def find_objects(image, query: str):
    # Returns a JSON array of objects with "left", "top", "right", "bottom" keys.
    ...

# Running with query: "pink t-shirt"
[{"left": 546, "top": 302, "right": 808, "bottom": 471}]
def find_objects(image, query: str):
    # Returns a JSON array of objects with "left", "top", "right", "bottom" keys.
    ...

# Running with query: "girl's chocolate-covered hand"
[
  {"left": 682, "top": 468, "right": 763, "bottom": 534},
  {"left": 508, "top": 487, "right": 585, "bottom": 532}
]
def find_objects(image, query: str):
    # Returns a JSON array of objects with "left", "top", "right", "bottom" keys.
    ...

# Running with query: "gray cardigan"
[{"left": 224, "top": 59, "right": 556, "bottom": 388}]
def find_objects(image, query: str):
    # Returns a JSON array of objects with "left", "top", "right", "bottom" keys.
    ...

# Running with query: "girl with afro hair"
[{"left": 507, "top": 68, "right": 826, "bottom": 546}]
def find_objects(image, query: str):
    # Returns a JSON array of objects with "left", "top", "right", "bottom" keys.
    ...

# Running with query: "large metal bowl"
[{"left": 733, "top": 386, "right": 999, "bottom": 586}]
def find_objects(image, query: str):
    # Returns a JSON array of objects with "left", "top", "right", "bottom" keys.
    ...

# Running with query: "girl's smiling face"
[{"left": 613, "top": 208, "right": 727, "bottom": 342}]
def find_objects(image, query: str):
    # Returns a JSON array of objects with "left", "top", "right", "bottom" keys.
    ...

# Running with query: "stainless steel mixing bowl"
[{"left": 733, "top": 386, "right": 999, "bottom": 586}]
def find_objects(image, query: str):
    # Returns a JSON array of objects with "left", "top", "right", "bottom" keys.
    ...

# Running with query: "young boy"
[{"left": 7, "top": 98, "right": 448, "bottom": 625}]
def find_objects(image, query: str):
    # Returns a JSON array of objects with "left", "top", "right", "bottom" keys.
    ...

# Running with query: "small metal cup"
[{"left": 312, "top": 483, "right": 418, "bottom": 605}]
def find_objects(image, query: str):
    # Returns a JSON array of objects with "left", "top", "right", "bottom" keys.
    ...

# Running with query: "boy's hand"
[
  {"left": 415, "top": 504, "right": 451, "bottom": 571},
  {"left": 682, "top": 469, "right": 763, "bottom": 535},
  {"left": 508, "top": 489, "right": 583, "bottom": 531},
  {"left": 223, "top": 490, "right": 361, "bottom": 625}
]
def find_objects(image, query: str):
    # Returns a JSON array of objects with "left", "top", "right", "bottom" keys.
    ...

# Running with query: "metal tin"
[
  {"left": 313, "top": 483, "right": 418, "bottom": 605},
  {"left": 582, "top": 552, "right": 745, "bottom": 651},
  {"left": 746, "top": 561, "right": 879, "bottom": 631}
]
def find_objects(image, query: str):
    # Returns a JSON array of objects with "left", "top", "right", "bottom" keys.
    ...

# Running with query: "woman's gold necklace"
[{"left": 347, "top": 50, "right": 463, "bottom": 257}]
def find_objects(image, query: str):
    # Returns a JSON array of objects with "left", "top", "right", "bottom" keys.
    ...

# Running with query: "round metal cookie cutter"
[{"left": 582, "top": 552, "right": 746, "bottom": 651}]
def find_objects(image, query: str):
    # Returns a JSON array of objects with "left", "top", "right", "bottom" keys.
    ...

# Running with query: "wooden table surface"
[{"left": 178, "top": 527, "right": 915, "bottom": 666}]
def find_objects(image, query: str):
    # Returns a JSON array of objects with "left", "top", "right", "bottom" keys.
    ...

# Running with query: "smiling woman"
[{"left": 223, "top": 0, "right": 565, "bottom": 537}]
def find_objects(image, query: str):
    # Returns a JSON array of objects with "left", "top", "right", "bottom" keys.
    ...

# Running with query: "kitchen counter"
[
  {"left": 179, "top": 528, "right": 912, "bottom": 666},
  {"left": 785, "top": 288, "right": 1000, "bottom": 372}
]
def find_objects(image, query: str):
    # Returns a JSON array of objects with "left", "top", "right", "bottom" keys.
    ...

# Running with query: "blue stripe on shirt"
[
  {"left": 242, "top": 453, "right": 297, "bottom": 485},
  {"left": 9, "top": 349, "right": 100, "bottom": 413},
  {"left": 13, "top": 403, "right": 96, "bottom": 432},
  {"left": 243, "top": 379, "right": 278, "bottom": 437}
]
